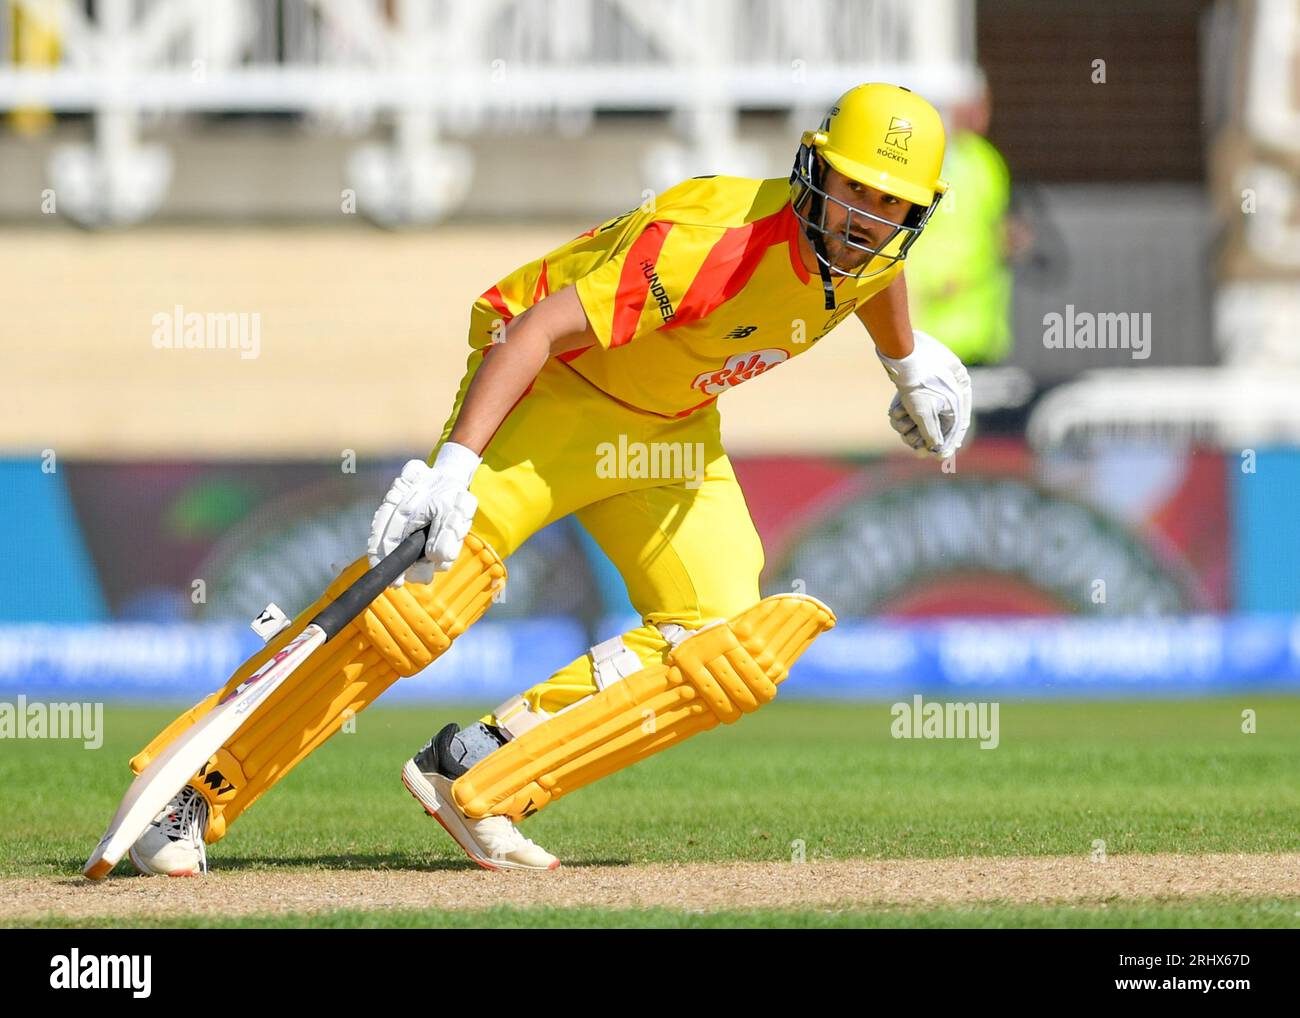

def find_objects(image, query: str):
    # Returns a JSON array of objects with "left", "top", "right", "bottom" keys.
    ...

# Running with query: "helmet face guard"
[{"left": 790, "top": 143, "right": 944, "bottom": 280}]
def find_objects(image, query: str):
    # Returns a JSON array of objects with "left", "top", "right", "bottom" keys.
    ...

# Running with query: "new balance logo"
[{"left": 725, "top": 325, "right": 758, "bottom": 340}]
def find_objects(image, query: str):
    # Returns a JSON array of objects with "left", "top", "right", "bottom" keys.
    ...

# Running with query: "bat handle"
[{"left": 309, "top": 523, "right": 432, "bottom": 639}]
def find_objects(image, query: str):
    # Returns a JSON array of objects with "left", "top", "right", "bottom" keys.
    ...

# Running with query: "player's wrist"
[
  {"left": 877, "top": 330, "right": 943, "bottom": 387},
  {"left": 433, "top": 441, "right": 482, "bottom": 487},
  {"left": 877, "top": 345, "right": 924, "bottom": 387}
]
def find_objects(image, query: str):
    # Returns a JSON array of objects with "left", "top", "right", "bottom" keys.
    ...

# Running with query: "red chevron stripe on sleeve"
[
  {"left": 609, "top": 220, "right": 673, "bottom": 347},
  {"left": 666, "top": 208, "right": 790, "bottom": 330},
  {"left": 479, "top": 285, "right": 514, "bottom": 322}
]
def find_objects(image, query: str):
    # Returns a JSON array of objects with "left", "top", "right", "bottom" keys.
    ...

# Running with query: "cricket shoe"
[
  {"left": 402, "top": 722, "right": 559, "bottom": 872},
  {"left": 129, "top": 784, "right": 209, "bottom": 877}
]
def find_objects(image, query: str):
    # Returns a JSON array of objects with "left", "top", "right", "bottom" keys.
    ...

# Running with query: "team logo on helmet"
[{"left": 884, "top": 116, "right": 912, "bottom": 150}]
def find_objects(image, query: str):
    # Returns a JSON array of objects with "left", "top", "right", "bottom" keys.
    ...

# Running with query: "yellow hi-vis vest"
[{"left": 905, "top": 131, "right": 1013, "bottom": 366}]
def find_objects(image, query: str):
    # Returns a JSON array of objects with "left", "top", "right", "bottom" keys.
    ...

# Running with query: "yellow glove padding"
[
  {"left": 130, "top": 533, "right": 505, "bottom": 843},
  {"left": 452, "top": 593, "right": 835, "bottom": 823}
]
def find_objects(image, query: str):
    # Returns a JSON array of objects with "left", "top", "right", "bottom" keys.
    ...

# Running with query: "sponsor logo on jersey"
[
  {"left": 640, "top": 259, "right": 676, "bottom": 323},
  {"left": 691, "top": 349, "right": 789, "bottom": 395},
  {"left": 725, "top": 324, "right": 758, "bottom": 340}
]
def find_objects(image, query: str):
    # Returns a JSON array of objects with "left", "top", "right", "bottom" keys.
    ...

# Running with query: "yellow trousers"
[{"left": 436, "top": 350, "right": 765, "bottom": 719}]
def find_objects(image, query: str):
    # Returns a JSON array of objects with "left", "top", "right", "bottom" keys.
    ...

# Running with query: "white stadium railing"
[
  {"left": 1026, "top": 0, "right": 1300, "bottom": 447},
  {"left": 0, "top": 0, "right": 978, "bottom": 226},
  {"left": 1026, "top": 367, "right": 1300, "bottom": 450}
]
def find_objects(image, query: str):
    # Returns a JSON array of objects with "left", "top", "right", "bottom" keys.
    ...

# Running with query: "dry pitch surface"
[
  {"left": 5, "top": 854, "right": 1298, "bottom": 921},
  {"left": 5, "top": 701, "right": 1298, "bottom": 925}
]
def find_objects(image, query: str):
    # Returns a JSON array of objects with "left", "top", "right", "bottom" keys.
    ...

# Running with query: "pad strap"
[{"left": 590, "top": 636, "right": 646, "bottom": 690}]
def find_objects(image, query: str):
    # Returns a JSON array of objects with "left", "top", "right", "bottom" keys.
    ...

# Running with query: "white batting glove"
[
  {"left": 367, "top": 443, "right": 481, "bottom": 587},
  {"left": 877, "top": 330, "right": 973, "bottom": 460},
  {"left": 887, "top": 396, "right": 931, "bottom": 455}
]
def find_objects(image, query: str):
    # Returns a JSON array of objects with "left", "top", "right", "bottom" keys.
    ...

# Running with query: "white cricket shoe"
[
  {"left": 128, "top": 785, "right": 209, "bottom": 877},
  {"left": 402, "top": 758, "right": 559, "bottom": 872}
]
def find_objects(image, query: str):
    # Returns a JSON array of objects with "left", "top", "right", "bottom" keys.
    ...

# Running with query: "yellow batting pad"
[
  {"left": 130, "top": 533, "right": 505, "bottom": 842},
  {"left": 452, "top": 593, "right": 835, "bottom": 822}
]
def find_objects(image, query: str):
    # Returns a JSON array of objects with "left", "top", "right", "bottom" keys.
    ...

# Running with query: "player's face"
[{"left": 819, "top": 167, "right": 914, "bottom": 271}]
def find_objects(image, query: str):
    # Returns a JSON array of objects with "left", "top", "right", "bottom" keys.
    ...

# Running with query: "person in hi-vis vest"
[{"left": 906, "top": 77, "right": 1025, "bottom": 367}]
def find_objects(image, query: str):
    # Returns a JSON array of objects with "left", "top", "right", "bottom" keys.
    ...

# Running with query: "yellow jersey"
[{"left": 471, "top": 175, "right": 901, "bottom": 418}]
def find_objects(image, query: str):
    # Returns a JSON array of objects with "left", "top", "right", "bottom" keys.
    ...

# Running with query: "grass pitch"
[{"left": 2, "top": 698, "right": 1297, "bottom": 927}]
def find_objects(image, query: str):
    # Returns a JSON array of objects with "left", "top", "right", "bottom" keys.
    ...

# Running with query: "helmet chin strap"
[
  {"left": 812, "top": 236, "right": 837, "bottom": 311},
  {"left": 806, "top": 152, "right": 838, "bottom": 311}
]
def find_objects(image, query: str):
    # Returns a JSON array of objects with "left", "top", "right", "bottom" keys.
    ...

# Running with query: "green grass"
[
  {"left": 11, "top": 898, "right": 1300, "bottom": 930},
  {"left": 3, "top": 698, "right": 1298, "bottom": 926}
]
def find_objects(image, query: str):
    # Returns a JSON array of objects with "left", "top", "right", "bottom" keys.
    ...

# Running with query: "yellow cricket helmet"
[{"left": 791, "top": 83, "right": 949, "bottom": 302}]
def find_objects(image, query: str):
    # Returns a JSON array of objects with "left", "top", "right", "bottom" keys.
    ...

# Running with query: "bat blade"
[{"left": 82, "top": 625, "right": 327, "bottom": 880}]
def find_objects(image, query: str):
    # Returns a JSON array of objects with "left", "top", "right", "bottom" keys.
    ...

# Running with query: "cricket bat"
[{"left": 83, "top": 524, "right": 431, "bottom": 880}]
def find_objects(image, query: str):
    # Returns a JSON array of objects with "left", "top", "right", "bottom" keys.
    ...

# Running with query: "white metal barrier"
[
  {"left": 1027, "top": 0, "right": 1300, "bottom": 448},
  {"left": 0, "top": 0, "right": 977, "bottom": 225}
]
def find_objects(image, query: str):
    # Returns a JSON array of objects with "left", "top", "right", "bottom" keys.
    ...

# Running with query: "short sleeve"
[{"left": 574, "top": 220, "right": 683, "bottom": 349}]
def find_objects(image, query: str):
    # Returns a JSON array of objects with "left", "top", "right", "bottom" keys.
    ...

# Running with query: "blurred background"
[{"left": 1, "top": 0, "right": 1298, "bottom": 703}]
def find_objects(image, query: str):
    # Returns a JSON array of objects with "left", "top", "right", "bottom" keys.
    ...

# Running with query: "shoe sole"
[
  {"left": 127, "top": 844, "right": 201, "bottom": 878},
  {"left": 401, "top": 759, "right": 559, "bottom": 872}
]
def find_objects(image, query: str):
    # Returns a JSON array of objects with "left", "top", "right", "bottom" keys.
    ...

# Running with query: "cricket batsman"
[{"left": 126, "top": 83, "right": 972, "bottom": 875}]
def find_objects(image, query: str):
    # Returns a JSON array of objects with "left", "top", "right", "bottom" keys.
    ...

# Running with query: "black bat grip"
[{"left": 308, "top": 523, "right": 432, "bottom": 639}]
